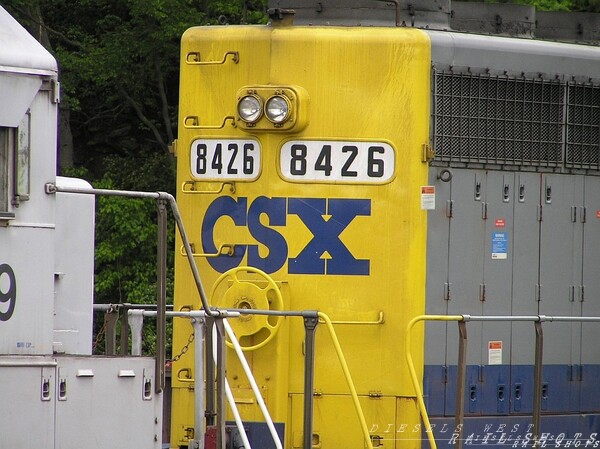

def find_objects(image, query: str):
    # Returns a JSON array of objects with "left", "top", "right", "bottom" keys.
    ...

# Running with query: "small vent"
[
  {"left": 566, "top": 83, "right": 600, "bottom": 169},
  {"left": 433, "top": 71, "right": 565, "bottom": 167}
]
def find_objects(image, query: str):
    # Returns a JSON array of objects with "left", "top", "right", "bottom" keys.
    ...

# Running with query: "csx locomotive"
[
  {"left": 171, "top": 1, "right": 600, "bottom": 448},
  {"left": 4, "top": 1, "right": 600, "bottom": 449}
]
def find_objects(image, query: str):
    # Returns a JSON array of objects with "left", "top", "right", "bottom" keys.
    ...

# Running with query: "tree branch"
[
  {"left": 118, "top": 87, "right": 169, "bottom": 154},
  {"left": 11, "top": 3, "right": 86, "bottom": 51},
  {"left": 153, "top": 55, "right": 174, "bottom": 145}
]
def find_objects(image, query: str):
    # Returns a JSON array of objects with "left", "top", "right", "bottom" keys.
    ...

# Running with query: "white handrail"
[
  {"left": 222, "top": 319, "right": 283, "bottom": 449},
  {"left": 210, "top": 326, "right": 252, "bottom": 449}
]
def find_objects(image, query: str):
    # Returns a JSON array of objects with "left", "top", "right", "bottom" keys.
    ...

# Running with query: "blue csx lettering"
[{"left": 201, "top": 196, "right": 371, "bottom": 275}]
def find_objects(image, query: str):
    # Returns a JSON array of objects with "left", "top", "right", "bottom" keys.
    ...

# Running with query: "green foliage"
[
  {"left": 509, "top": 0, "right": 574, "bottom": 10},
  {"left": 2, "top": 0, "right": 266, "bottom": 355},
  {"left": 92, "top": 153, "right": 176, "bottom": 354},
  {"left": 452, "top": 0, "right": 600, "bottom": 10}
]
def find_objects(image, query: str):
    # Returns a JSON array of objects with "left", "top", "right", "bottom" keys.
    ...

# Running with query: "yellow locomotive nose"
[{"left": 173, "top": 21, "right": 430, "bottom": 449}]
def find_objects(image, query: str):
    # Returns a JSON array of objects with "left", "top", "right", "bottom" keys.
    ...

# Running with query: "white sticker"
[
  {"left": 488, "top": 341, "right": 503, "bottom": 365},
  {"left": 421, "top": 186, "right": 435, "bottom": 210}
]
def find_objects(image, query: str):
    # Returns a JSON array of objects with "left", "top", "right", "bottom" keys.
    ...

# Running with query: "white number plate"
[
  {"left": 190, "top": 139, "right": 261, "bottom": 180},
  {"left": 280, "top": 140, "right": 395, "bottom": 183}
]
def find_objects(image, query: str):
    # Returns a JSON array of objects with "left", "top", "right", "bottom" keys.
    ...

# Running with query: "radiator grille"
[
  {"left": 433, "top": 72, "right": 565, "bottom": 167},
  {"left": 566, "top": 84, "right": 600, "bottom": 169}
]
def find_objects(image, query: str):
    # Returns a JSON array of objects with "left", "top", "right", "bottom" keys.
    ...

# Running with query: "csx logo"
[{"left": 202, "top": 196, "right": 371, "bottom": 275}]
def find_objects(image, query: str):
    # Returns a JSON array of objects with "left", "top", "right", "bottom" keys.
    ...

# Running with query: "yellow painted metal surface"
[{"left": 171, "top": 24, "right": 431, "bottom": 448}]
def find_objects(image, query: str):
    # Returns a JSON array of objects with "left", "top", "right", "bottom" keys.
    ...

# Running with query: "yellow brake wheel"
[{"left": 210, "top": 266, "right": 283, "bottom": 351}]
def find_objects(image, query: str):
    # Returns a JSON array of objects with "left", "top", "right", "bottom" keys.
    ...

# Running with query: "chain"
[
  {"left": 93, "top": 320, "right": 107, "bottom": 352},
  {"left": 171, "top": 330, "right": 195, "bottom": 362}
]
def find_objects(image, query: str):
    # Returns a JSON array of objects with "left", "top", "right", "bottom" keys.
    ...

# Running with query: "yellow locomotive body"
[{"left": 172, "top": 23, "right": 431, "bottom": 448}]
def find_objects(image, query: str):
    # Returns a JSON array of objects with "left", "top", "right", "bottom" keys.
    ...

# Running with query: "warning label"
[
  {"left": 488, "top": 341, "right": 503, "bottom": 365},
  {"left": 421, "top": 186, "right": 435, "bottom": 210},
  {"left": 491, "top": 232, "right": 508, "bottom": 260}
]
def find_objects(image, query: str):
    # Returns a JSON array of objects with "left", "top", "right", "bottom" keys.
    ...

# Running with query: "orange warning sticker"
[
  {"left": 420, "top": 186, "right": 435, "bottom": 210},
  {"left": 488, "top": 340, "right": 502, "bottom": 365}
]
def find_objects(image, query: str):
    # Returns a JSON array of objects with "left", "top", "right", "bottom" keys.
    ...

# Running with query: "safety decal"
[{"left": 491, "top": 232, "right": 508, "bottom": 260}]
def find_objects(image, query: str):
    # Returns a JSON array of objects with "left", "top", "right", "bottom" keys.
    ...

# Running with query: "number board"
[
  {"left": 190, "top": 139, "right": 261, "bottom": 180},
  {"left": 280, "top": 140, "right": 395, "bottom": 183}
]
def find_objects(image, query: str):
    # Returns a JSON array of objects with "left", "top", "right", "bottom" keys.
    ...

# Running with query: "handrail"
[
  {"left": 222, "top": 319, "right": 283, "bottom": 449},
  {"left": 213, "top": 323, "right": 253, "bottom": 449},
  {"left": 406, "top": 315, "right": 463, "bottom": 449},
  {"left": 318, "top": 312, "right": 374, "bottom": 449},
  {"left": 45, "top": 183, "right": 216, "bottom": 316},
  {"left": 406, "top": 314, "right": 600, "bottom": 449}
]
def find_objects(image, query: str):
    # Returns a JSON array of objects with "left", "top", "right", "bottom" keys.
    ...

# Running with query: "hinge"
[
  {"left": 168, "top": 139, "right": 178, "bottom": 156},
  {"left": 446, "top": 199, "right": 453, "bottom": 218},
  {"left": 422, "top": 143, "right": 435, "bottom": 162},
  {"left": 569, "top": 285, "right": 575, "bottom": 302},
  {"left": 444, "top": 282, "right": 451, "bottom": 301},
  {"left": 368, "top": 391, "right": 383, "bottom": 399},
  {"left": 443, "top": 365, "right": 448, "bottom": 384},
  {"left": 482, "top": 202, "right": 488, "bottom": 220},
  {"left": 571, "top": 206, "right": 577, "bottom": 223},
  {"left": 479, "top": 283, "right": 486, "bottom": 302},
  {"left": 41, "top": 78, "right": 60, "bottom": 104},
  {"left": 535, "top": 284, "right": 542, "bottom": 302},
  {"left": 52, "top": 80, "right": 60, "bottom": 104},
  {"left": 580, "top": 285, "right": 585, "bottom": 302},
  {"left": 581, "top": 206, "right": 586, "bottom": 223},
  {"left": 537, "top": 205, "right": 543, "bottom": 222}
]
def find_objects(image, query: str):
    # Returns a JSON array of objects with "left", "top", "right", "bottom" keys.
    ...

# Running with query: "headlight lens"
[
  {"left": 265, "top": 95, "right": 290, "bottom": 124},
  {"left": 237, "top": 95, "right": 262, "bottom": 123}
]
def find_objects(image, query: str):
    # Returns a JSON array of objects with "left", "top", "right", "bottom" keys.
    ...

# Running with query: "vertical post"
[
  {"left": 302, "top": 312, "right": 319, "bottom": 449},
  {"left": 190, "top": 317, "right": 206, "bottom": 449},
  {"left": 455, "top": 321, "right": 467, "bottom": 449},
  {"left": 214, "top": 319, "right": 227, "bottom": 449},
  {"left": 104, "top": 307, "right": 119, "bottom": 355},
  {"left": 205, "top": 316, "right": 216, "bottom": 426},
  {"left": 533, "top": 321, "right": 544, "bottom": 441},
  {"left": 128, "top": 310, "right": 145, "bottom": 356},
  {"left": 156, "top": 199, "right": 168, "bottom": 393},
  {"left": 120, "top": 303, "right": 130, "bottom": 355}
]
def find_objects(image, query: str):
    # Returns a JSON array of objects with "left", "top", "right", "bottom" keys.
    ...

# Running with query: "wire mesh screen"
[
  {"left": 566, "top": 83, "right": 600, "bottom": 169},
  {"left": 433, "top": 72, "right": 565, "bottom": 167}
]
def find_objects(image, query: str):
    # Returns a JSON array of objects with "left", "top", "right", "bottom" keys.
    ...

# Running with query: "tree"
[{"left": 3, "top": 0, "right": 267, "bottom": 355}]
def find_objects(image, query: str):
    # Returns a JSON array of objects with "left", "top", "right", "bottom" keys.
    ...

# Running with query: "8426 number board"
[{"left": 280, "top": 140, "right": 395, "bottom": 183}]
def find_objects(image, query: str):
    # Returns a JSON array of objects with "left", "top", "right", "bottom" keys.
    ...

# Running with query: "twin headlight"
[
  {"left": 236, "top": 86, "right": 308, "bottom": 131},
  {"left": 238, "top": 94, "right": 290, "bottom": 124}
]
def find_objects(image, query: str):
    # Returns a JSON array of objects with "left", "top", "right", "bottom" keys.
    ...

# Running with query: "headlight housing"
[{"left": 236, "top": 86, "right": 308, "bottom": 132}]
